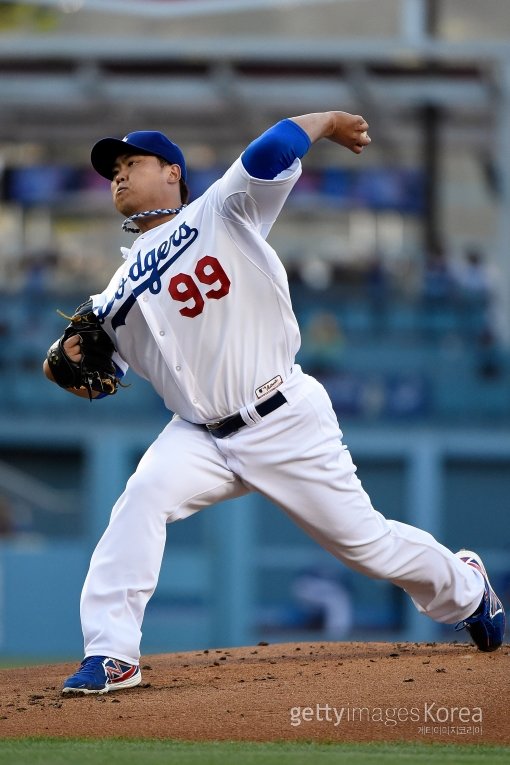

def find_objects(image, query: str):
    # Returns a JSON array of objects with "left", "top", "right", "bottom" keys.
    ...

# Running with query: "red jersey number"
[{"left": 168, "top": 256, "right": 231, "bottom": 318}]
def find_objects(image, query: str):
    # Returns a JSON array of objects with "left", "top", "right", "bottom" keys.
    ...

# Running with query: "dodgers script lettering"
[{"left": 97, "top": 222, "right": 199, "bottom": 329}]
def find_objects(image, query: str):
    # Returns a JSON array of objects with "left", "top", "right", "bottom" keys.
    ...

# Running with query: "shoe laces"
[{"left": 76, "top": 655, "right": 106, "bottom": 677}]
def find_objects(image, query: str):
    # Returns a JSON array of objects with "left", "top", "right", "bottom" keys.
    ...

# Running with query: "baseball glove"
[{"left": 46, "top": 300, "right": 120, "bottom": 400}]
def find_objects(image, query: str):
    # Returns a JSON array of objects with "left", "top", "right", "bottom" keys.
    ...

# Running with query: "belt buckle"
[
  {"left": 206, "top": 412, "right": 239, "bottom": 434},
  {"left": 205, "top": 419, "right": 223, "bottom": 432}
]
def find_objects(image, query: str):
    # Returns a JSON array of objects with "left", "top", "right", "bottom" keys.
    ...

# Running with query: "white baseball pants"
[{"left": 80, "top": 368, "right": 484, "bottom": 664}]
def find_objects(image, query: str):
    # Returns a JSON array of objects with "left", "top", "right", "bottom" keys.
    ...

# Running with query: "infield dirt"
[{"left": 0, "top": 641, "right": 508, "bottom": 744}]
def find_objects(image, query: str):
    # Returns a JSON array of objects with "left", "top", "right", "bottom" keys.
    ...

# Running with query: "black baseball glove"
[{"left": 46, "top": 300, "right": 120, "bottom": 400}]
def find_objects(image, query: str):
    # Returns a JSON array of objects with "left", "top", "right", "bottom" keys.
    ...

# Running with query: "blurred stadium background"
[{"left": 0, "top": 0, "right": 509, "bottom": 660}]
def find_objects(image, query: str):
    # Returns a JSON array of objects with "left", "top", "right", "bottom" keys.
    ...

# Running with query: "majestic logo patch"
[{"left": 255, "top": 375, "right": 283, "bottom": 399}]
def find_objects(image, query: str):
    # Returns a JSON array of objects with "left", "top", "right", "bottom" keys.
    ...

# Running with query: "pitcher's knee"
[{"left": 335, "top": 538, "right": 405, "bottom": 581}]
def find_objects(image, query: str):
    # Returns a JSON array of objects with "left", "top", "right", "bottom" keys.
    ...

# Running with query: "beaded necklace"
[{"left": 122, "top": 204, "right": 187, "bottom": 233}]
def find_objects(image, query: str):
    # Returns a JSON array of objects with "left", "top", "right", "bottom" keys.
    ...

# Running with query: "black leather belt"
[{"left": 204, "top": 391, "right": 287, "bottom": 439}]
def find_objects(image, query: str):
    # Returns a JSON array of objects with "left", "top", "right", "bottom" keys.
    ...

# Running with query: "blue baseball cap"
[{"left": 91, "top": 130, "right": 187, "bottom": 182}]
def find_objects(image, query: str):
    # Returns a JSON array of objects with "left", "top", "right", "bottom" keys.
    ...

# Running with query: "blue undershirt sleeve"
[{"left": 241, "top": 118, "right": 312, "bottom": 180}]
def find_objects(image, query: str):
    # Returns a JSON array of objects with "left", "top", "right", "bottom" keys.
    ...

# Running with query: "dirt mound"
[{"left": 0, "top": 642, "right": 508, "bottom": 744}]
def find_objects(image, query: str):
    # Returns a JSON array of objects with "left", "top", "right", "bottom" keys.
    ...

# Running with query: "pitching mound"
[{"left": 0, "top": 642, "right": 508, "bottom": 744}]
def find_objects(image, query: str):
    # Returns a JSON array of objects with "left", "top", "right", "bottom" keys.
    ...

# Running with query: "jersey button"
[
  {"left": 176, "top": 365, "right": 181, "bottom": 372},
  {"left": 193, "top": 398, "right": 198, "bottom": 404},
  {"left": 142, "top": 296, "right": 148, "bottom": 302},
  {"left": 159, "top": 330, "right": 165, "bottom": 336}
]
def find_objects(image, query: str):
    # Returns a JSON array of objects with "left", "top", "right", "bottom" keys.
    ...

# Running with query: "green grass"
[{"left": 0, "top": 739, "right": 508, "bottom": 765}]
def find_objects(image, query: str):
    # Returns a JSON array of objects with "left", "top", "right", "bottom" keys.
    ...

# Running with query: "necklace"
[{"left": 122, "top": 204, "right": 187, "bottom": 233}]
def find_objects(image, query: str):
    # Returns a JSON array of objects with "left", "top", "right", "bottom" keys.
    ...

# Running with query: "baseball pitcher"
[{"left": 44, "top": 111, "right": 505, "bottom": 694}]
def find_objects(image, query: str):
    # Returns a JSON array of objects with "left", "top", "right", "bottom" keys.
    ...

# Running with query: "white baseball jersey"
[{"left": 92, "top": 156, "right": 303, "bottom": 423}]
